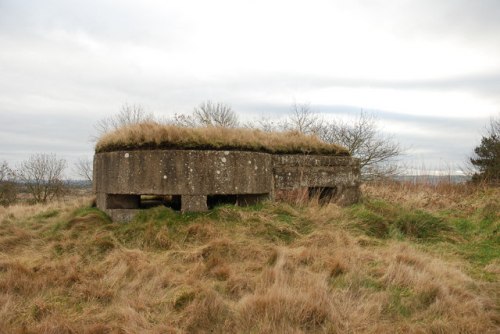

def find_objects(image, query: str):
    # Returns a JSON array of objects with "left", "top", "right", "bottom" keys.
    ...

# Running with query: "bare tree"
[
  {"left": 255, "top": 116, "right": 280, "bottom": 132},
  {"left": 0, "top": 161, "right": 12, "bottom": 182},
  {"left": 273, "top": 103, "right": 401, "bottom": 179},
  {"left": 0, "top": 161, "right": 17, "bottom": 206},
  {"left": 94, "top": 103, "right": 154, "bottom": 137},
  {"left": 318, "top": 112, "right": 401, "bottom": 180},
  {"left": 74, "top": 158, "right": 93, "bottom": 183},
  {"left": 172, "top": 113, "right": 198, "bottom": 128},
  {"left": 173, "top": 101, "right": 239, "bottom": 127},
  {"left": 283, "top": 102, "right": 321, "bottom": 135},
  {"left": 487, "top": 113, "right": 500, "bottom": 138},
  {"left": 17, "top": 154, "right": 67, "bottom": 203}
]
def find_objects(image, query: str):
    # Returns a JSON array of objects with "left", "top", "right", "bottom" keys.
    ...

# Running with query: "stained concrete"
[
  {"left": 94, "top": 150, "right": 272, "bottom": 195},
  {"left": 94, "top": 149, "right": 360, "bottom": 221},
  {"left": 272, "top": 155, "right": 360, "bottom": 205}
]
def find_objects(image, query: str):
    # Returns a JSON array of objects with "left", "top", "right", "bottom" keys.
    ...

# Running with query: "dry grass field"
[{"left": 0, "top": 182, "right": 498, "bottom": 333}]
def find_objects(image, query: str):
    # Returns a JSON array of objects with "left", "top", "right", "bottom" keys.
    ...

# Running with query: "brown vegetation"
[
  {"left": 0, "top": 183, "right": 498, "bottom": 333},
  {"left": 95, "top": 122, "right": 349, "bottom": 155}
]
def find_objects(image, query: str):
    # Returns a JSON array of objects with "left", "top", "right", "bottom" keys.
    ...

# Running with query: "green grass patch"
[
  {"left": 454, "top": 218, "right": 475, "bottom": 236},
  {"left": 252, "top": 221, "right": 300, "bottom": 244},
  {"left": 72, "top": 207, "right": 111, "bottom": 222},
  {"left": 393, "top": 210, "right": 448, "bottom": 239},
  {"left": 455, "top": 238, "right": 500, "bottom": 265},
  {"left": 34, "top": 209, "right": 60, "bottom": 220},
  {"left": 481, "top": 201, "right": 499, "bottom": 222},
  {"left": 384, "top": 287, "right": 414, "bottom": 318},
  {"left": 113, "top": 206, "right": 207, "bottom": 249},
  {"left": 360, "top": 277, "right": 384, "bottom": 291},
  {"left": 134, "top": 206, "right": 205, "bottom": 226},
  {"left": 350, "top": 200, "right": 450, "bottom": 241}
]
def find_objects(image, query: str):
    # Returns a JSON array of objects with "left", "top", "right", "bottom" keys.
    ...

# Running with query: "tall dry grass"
[
  {"left": 363, "top": 179, "right": 493, "bottom": 211},
  {"left": 95, "top": 122, "right": 349, "bottom": 155},
  {"left": 0, "top": 184, "right": 498, "bottom": 333}
]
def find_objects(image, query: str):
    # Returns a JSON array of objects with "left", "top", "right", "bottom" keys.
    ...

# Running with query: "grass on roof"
[{"left": 95, "top": 122, "right": 349, "bottom": 155}]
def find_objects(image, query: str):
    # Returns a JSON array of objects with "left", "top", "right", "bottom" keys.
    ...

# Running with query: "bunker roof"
[{"left": 95, "top": 122, "right": 349, "bottom": 155}]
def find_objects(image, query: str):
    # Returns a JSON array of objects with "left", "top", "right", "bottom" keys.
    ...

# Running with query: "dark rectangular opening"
[
  {"left": 139, "top": 195, "right": 182, "bottom": 211},
  {"left": 207, "top": 194, "right": 238, "bottom": 209},
  {"left": 106, "top": 194, "right": 140, "bottom": 209},
  {"left": 206, "top": 193, "right": 269, "bottom": 209},
  {"left": 308, "top": 187, "right": 337, "bottom": 205}
]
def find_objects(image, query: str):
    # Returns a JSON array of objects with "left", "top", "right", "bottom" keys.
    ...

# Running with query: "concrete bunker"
[{"left": 93, "top": 125, "right": 360, "bottom": 221}]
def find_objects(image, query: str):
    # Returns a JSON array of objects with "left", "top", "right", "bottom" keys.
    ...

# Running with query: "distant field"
[{"left": 0, "top": 182, "right": 498, "bottom": 333}]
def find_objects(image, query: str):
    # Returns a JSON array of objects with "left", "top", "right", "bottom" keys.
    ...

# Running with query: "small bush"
[{"left": 0, "top": 181, "right": 17, "bottom": 206}]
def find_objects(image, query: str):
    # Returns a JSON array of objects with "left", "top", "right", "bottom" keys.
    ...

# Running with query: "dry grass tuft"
[
  {"left": 236, "top": 248, "right": 335, "bottom": 332},
  {"left": 95, "top": 122, "right": 349, "bottom": 155}
]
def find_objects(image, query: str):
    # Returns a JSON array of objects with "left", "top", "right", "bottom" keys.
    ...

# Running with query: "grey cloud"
[
  {"left": 223, "top": 72, "right": 500, "bottom": 101},
  {"left": 355, "top": 0, "right": 500, "bottom": 50},
  {"left": 0, "top": 0, "right": 183, "bottom": 46},
  {"left": 0, "top": 111, "right": 95, "bottom": 157},
  {"left": 406, "top": 0, "right": 500, "bottom": 40}
]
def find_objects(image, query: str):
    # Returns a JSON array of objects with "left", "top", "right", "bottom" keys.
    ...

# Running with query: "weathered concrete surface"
[
  {"left": 94, "top": 150, "right": 272, "bottom": 195},
  {"left": 94, "top": 149, "right": 360, "bottom": 220},
  {"left": 272, "top": 155, "right": 360, "bottom": 205},
  {"left": 181, "top": 195, "right": 208, "bottom": 213},
  {"left": 106, "top": 209, "right": 141, "bottom": 222}
]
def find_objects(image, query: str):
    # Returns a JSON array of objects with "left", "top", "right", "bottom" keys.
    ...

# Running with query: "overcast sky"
[{"left": 1, "top": 0, "right": 499, "bottom": 177}]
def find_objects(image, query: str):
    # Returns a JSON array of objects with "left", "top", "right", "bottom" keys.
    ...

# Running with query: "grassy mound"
[
  {"left": 0, "top": 184, "right": 498, "bottom": 333},
  {"left": 95, "top": 122, "right": 349, "bottom": 155}
]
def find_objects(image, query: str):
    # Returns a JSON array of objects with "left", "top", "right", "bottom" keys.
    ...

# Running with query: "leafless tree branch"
[
  {"left": 0, "top": 161, "right": 14, "bottom": 183},
  {"left": 173, "top": 101, "right": 239, "bottom": 128},
  {"left": 17, "top": 154, "right": 67, "bottom": 203},
  {"left": 94, "top": 103, "right": 154, "bottom": 138},
  {"left": 317, "top": 112, "right": 401, "bottom": 179},
  {"left": 283, "top": 102, "right": 321, "bottom": 135},
  {"left": 74, "top": 158, "right": 93, "bottom": 183}
]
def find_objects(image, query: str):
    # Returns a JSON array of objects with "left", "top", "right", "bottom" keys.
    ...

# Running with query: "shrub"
[{"left": 0, "top": 161, "right": 16, "bottom": 206}]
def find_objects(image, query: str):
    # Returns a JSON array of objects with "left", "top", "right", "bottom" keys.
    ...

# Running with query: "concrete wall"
[
  {"left": 272, "top": 155, "right": 360, "bottom": 205},
  {"left": 94, "top": 150, "right": 272, "bottom": 195},
  {"left": 94, "top": 149, "right": 360, "bottom": 220}
]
